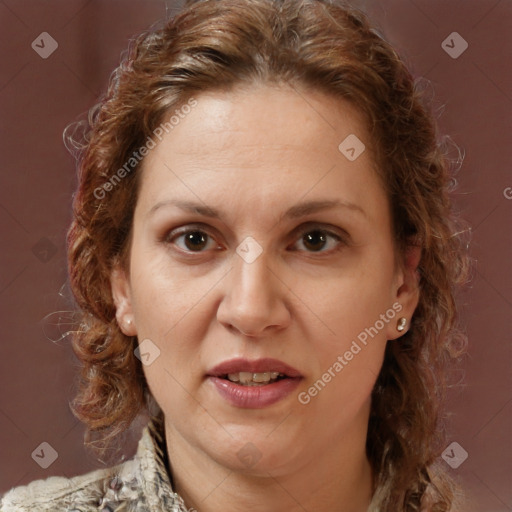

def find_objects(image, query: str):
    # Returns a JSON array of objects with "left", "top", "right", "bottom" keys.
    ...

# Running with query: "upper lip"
[{"left": 207, "top": 358, "right": 302, "bottom": 378}]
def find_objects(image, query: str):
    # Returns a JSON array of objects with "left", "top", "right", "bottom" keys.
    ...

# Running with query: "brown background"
[{"left": 0, "top": 1, "right": 510, "bottom": 510}]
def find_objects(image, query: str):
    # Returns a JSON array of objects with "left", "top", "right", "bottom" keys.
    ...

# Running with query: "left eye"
[{"left": 291, "top": 229, "right": 343, "bottom": 253}]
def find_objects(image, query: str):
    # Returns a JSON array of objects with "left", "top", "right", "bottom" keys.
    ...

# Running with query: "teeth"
[
  {"left": 239, "top": 371, "right": 254, "bottom": 384},
  {"left": 226, "top": 372, "right": 284, "bottom": 385},
  {"left": 252, "top": 372, "right": 270, "bottom": 383}
]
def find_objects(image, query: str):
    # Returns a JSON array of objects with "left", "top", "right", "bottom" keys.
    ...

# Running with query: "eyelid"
[
  {"left": 167, "top": 223, "right": 217, "bottom": 238},
  {"left": 289, "top": 222, "right": 350, "bottom": 243}
]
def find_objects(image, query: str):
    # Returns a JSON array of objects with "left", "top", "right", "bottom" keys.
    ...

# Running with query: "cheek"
[
  {"left": 128, "top": 252, "right": 209, "bottom": 394},
  {"left": 297, "top": 253, "right": 396, "bottom": 396},
  {"left": 304, "top": 257, "right": 396, "bottom": 337},
  {"left": 132, "top": 292, "right": 208, "bottom": 423},
  {"left": 298, "top": 277, "right": 391, "bottom": 426},
  {"left": 129, "top": 245, "right": 207, "bottom": 335}
]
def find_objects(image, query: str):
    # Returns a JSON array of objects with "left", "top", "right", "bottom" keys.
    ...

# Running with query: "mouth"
[
  {"left": 207, "top": 357, "right": 302, "bottom": 382},
  {"left": 206, "top": 358, "right": 303, "bottom": 408}
]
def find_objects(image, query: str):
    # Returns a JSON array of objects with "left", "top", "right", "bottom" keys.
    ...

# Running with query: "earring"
[{"left": 396, "top": 317, "right": 407, "bottom": 332}]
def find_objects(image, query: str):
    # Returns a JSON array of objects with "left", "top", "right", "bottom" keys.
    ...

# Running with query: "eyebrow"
[{"left": 147, "top": 198, "right": 366, "bottom": 221}]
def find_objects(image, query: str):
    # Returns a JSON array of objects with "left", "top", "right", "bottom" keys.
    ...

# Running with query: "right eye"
[{"left": 166, "top": 227, "right": 221, "bottom": 253}]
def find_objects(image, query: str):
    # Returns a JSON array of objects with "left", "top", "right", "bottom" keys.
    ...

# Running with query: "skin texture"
[{"left": 111, "top": 83, "right": 420, "bottom": 512}]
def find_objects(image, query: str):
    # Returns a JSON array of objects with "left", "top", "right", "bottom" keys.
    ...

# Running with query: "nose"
[{"left": 217, "top": 252, "right": 291, "bottom": 337}]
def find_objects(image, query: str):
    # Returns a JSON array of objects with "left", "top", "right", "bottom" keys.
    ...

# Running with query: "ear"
[
  {"left": 111, "top": 264, "right": 137, "bottom": 336},
  {"left": 386, "top": 244, "right": 421, "bottom": 341}
]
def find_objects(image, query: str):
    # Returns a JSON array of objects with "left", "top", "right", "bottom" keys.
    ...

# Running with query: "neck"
[{"left": 163, "top": 416, "right": 374, "bottom": 512}]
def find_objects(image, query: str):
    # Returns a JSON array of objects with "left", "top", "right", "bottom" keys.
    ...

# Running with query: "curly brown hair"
[{"left": 65, "top": 0, "right": 470, "bottom": 509}]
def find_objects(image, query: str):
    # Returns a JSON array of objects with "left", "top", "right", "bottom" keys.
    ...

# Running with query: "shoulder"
[
  {"left": 1, "top": 415, "right": 189, "bottom": 512},
  {"left": 0, "top": 464, "right": 121, "bottom": 511}
]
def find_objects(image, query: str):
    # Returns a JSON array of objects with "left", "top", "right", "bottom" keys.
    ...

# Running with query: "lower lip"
[{"left": 208, "top": 376, "right": 302, "bottom": 408}]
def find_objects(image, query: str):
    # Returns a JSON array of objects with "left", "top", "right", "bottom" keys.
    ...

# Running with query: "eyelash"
[{"left": 163, "top": 223, "right": 348, "bottom": 256}]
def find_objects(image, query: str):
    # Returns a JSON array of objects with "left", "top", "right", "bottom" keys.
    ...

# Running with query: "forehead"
[
  {"left": 158, "top": 84, "right": 371, "bottom": 163},
  {"left": 135, "top": 83, "right": 384, "bottom": 220}
]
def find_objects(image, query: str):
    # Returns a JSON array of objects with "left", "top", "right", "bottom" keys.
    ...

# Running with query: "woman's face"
[{"left": 112, "top": 83, "right": 419, "bottom": 476}]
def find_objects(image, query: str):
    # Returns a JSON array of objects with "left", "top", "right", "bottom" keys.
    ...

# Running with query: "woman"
[{"left": 1, "top": 0, "right": 470, "bottom": 510}]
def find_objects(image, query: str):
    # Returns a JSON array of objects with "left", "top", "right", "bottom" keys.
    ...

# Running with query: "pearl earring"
[{"left": 396, "top": 317, "right": 407, "bottom": 332}]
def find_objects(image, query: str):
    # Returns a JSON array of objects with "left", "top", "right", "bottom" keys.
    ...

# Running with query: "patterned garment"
[{"left": 0, "top": 413, "right": 193, "bottom": 512}]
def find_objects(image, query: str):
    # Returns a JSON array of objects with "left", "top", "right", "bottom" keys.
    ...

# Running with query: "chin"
[{"left": 204, "top": 429, "right": 306, "bottom": 476}]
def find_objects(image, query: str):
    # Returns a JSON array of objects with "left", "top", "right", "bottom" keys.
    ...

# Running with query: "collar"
[{"left": 97, "top": 411, "right": 192, "bottom": 512}]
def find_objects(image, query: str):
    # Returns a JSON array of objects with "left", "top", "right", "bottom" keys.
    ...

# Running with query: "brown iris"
[
  {"left": 302, "top": 231, "right": 327, "bottom": 252},
  {"left": 184, "top": 231, "right": 209, "bottom": 251}
]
